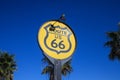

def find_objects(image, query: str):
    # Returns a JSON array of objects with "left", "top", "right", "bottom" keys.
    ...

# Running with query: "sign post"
[
  {"left": 54, "top": 60, "right": 61, "bottom": 80},
  {"left": 38, "top": 20, "right": 76, "bottom": 80}
]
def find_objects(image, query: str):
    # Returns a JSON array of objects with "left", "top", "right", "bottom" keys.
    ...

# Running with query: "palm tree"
[
  {"left": 41, "top": 56, "right": 72, "bottom": 80},
  {"left": 105, "top": 22, "right": 120, "bottom": 60},
  {"left": 0, "top": 51, "right": 17, "bottom": 80}
]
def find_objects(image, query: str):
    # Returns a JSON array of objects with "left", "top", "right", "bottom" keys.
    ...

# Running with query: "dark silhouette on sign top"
[{"left": 49, "top": 14, "right": 66, "bottom": 32}]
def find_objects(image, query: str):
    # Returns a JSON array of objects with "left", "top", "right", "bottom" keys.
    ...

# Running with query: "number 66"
[{"left": 51, "top": 39, "right": 65, "bottom": 49}]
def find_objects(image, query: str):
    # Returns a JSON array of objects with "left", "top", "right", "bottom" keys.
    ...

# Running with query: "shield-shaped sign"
[
  {"left": 44, "top": 24, "right": 72, "bottom": 54},
  {"left": 38, "top": 20, "right": 76, "bottom": 60}
]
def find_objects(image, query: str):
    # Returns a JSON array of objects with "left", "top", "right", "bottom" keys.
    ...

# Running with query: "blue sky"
[{"left": 0, "top": 0, "right": 120, "bottom": 80}]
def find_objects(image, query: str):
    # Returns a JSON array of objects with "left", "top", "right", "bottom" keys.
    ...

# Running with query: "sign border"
[{"left": 38, "top": 20, "right": 77, "bottom": 60}]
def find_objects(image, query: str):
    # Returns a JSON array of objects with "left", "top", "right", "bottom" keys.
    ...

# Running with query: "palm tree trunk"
[
  {"left": 2, "top": 77, "right": 4, "bottom": 80},
  {"left": 50, "top": 72, "right": 54, "bottom": 80},
  {"left": 10, "top": 76, "right": 12, "bottom": 80},
  {"left": 0, "top": 76, "right": 2, "bottom": 80}
]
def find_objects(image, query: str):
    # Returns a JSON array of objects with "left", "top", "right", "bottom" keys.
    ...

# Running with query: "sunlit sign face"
[{"left": 38, "top": 20, "right": 76, "bottom": 60}]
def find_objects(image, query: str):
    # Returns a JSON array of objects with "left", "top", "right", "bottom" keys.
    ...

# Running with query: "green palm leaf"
[
  {"left": 105, "top": 29, "right": 120, "bottom": 60},
  {"left": 0, "top": 51, "right": 17, "bottom": 80}
]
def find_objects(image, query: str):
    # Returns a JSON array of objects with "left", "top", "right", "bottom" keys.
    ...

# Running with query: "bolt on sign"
[{"left": 38, "top": 20, "right": 76, "bottom": 60}]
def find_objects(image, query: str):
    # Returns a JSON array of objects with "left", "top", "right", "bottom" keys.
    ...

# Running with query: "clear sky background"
[{"left": 0, "top": 0, "right": 120, "bottom": 80}]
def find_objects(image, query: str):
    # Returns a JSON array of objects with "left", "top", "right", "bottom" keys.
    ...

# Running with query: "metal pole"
[
  {"left": 44, "top": 54, "right": 71, "bottom": 80},
  {"left": 54, "top": 60, "right": 61, "bottom": 80}
]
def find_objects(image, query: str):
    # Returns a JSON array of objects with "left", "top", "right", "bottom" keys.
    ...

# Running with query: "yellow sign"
[{"left": 38, "top": 20, "right": 76, "bottom": 60}]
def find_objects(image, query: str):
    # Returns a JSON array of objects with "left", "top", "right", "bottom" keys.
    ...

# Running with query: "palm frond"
[
  {"left": 106, "top": 32, "right": 118, "bottom": 40},
  {"left": 105, "top": 30, "right": 120, "bottom": 60},
  {"left": 41, "top": 66, "right": 53, "bottom": 75},
  {"left": 0, "top": 51, "right": 17, "bottom": 80},
  {"left": 41, "top": 56, "right": 73, "bottom": 79},
  {"left": 61, "top": 60, "right": 72, "bottom": 76}
]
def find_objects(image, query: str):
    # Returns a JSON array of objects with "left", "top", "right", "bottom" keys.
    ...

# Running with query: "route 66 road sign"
[{"left": 38, "top": 20, "right": 76, "bottom": 60}]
